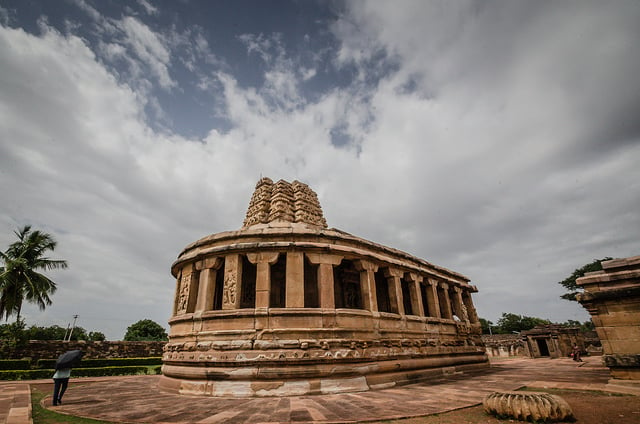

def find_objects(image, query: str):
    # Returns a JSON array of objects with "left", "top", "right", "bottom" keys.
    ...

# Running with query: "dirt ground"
[{"left": 373, "top": 389, "right": 640, "bottom": 424}]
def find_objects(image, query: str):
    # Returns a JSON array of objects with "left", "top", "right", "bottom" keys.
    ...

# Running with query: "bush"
[
  {"left": 37, "top": 357, "right": 162, "bottom": 369},
  {"left": 0, "top": 359, "right": 31, "bottom": 370},
  {"left": 71, "top": 366, "right": 151, "bottom": 377},
  {"left": 0, "top": 365, "right": 158, "bottom": 380},
  {"left": 0, "top": 369, "right": 53, "bottom": 380}
]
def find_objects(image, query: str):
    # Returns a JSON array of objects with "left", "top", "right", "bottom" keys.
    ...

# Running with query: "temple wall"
[
  {"left": 481, "top": 334, "right": 525, "bottom": 357},
  {"left": 577, "top": 255, "right": 640, "bottom": 385}
]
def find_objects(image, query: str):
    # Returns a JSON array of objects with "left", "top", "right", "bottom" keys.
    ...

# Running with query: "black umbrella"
[{"left": 55, "top": 350, "right": 83, "bottom": 370}]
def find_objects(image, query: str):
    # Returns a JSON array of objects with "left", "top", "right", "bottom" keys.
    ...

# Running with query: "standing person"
[
  {"left": 52, "top": 368, "right": 71, "bottom": 406},
  {"left": 572, "top": 345, "right": 582, "bottom": 362},
  {"left": 52, "top": 349, "right": 83, "bottom": 406}
]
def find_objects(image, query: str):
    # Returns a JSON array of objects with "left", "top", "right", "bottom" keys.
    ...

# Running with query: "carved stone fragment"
[{"left": 483, "top": 391, "right": 574, "bottom": 422}]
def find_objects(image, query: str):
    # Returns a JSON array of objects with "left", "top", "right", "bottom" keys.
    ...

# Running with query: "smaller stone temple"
[
  {"left": 577, "top": 255, "right": 640, "bottom": 392},
  {"left": 521, "top": 325, "right": 584, "bottom": 359},
  {"left": 161, "top": 178, "right": 488, "bottom": 397}
]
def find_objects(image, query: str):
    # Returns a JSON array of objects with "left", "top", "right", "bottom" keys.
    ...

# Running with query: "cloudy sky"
[{"left": 1, "top": 0, "right": 639, "bottom": 340}]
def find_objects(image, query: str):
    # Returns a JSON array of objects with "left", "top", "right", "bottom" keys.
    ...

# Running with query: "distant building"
[{"left": 521, "top": 325, "right": 585, "bottom": 359}]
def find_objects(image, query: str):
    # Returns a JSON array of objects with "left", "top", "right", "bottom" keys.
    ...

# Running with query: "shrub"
[
  {"left": 0, "top": 369, "right": 53, "bottom": 380},
  {"left": 0, "top": 359, "right": 31, "bottom": 370},
  {"left": 37, "top": 357, "right": 162, "bottom": 369},
  {"left": 0, "top": 365, "right": 157, "bottom": 380},
  {"left": 71, "top": 366, "right": 150, "bottom": 377}
]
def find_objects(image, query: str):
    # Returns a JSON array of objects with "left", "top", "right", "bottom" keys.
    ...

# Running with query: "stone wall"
[
  {"left": 481, "top": 334, "right": 525, "bottom": 357},
  {"left": 577, "top": 255, "right": 640, "bottom": 383},
  {"left": 3, "top": 340, "right": 166, "bottom": 362}
]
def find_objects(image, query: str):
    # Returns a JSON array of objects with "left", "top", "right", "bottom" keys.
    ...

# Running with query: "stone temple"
[{"left": 160, "top": 178, "right": 488, "bottom": 397}]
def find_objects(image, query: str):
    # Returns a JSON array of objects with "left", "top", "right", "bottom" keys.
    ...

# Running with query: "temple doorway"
[{"left": 536, "top": 338, "right": 550, "bottom": 356}]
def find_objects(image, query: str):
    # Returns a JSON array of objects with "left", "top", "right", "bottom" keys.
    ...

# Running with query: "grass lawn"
[{"left": 31, "top": 387, "right": 113, "bottom": 424}]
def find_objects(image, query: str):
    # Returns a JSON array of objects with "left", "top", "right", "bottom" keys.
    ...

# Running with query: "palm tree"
[{"left": 0, "top": 226, "right": 68, "bottom": 322}]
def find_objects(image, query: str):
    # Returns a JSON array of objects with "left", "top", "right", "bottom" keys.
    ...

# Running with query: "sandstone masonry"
[{"left": 161, "top": 178, "right": 488, "bottom": 397}]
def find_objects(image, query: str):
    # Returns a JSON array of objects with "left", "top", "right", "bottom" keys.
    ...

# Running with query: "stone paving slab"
[
  {"left": 0, "top": 383, "right": 31, "bottom": 424},
  {"left": 29, "top": 357, "right": 621, "bottom": 424}
]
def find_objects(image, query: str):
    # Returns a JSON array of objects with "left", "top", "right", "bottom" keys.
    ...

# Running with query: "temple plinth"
[{"left": 160, "top": 178, "right": 488, "bottom": 397}]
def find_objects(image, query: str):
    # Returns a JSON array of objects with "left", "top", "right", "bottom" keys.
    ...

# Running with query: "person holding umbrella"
[{"left": 52, "top": 349, "right": 83, "bottom": 406}]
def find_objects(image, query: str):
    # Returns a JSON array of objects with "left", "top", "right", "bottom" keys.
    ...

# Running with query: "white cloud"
[
  {"left": 1, "top": 1, "right": 639, "bottom": 338},
  {"left": 325, "top": 0, "right": 640, "bottom": 323},
  {"left": 116, "top": 16, "right": 174, "bottom": 90},
  {"left": 137, "top": 0, "right": 159, "bottom": 16}
]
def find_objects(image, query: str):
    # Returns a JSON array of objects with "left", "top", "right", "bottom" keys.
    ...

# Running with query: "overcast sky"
[{"left": 1, "top": 0, "right": 639, "bottom": 340}]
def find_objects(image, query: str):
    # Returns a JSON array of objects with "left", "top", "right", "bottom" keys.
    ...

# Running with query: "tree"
[
  {"left": 0, "top": 318, "right": 28, "bottom": 357},
  {"left": 124, "top": 319, "right": 168, "bottom": 341},
  {"left": 88, "top": 331, "right": 106, "bottom": 341},
  {"left": 479, "top": 318, "right": 494, "bottom": 334},
  {"left": 558, "top": 257, "right": 612, "bottom": 301},
  {"left": 0, "top": 226, "right": 68, "bottom": 322},
  {"left": 495, "top": 312, "right": 551, "bottom": 334}
]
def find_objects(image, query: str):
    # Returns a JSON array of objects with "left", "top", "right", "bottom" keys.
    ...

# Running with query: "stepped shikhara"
[
  {"left": 243, "top": 178, "right": 327, "bottom": 228},
  {"left": 161, "top": 178, "right": 489, "bottom": 397}
]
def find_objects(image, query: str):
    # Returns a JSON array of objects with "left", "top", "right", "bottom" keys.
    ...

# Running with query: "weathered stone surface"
[
  {"left": 163, "top": 177, "right": 488, "bottom": 396},
  {"left": 577, "top": 255, "right": 640, "bottom": 384},
  {"left": 483, "top": 391, "right": 574, "bottom": 422}
]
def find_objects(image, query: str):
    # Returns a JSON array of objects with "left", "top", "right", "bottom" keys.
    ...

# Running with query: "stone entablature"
[
  {"left": 577, "top": 255, "right": 640, "bottom": 385},
  {"left": 161, "top": 178, "right": 488, "bottom": 397}
]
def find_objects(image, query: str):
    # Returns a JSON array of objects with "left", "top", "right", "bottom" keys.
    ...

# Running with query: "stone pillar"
[
  {"left": 426, "top": 278, "right": 441, "bottom": 318},
  {"left": 172, "top": 272, "right": 182, "bottom": 316},
  {"left": 406, "top": 273, "right": 424, "bottom": 317},
  {"left": 384, "top": 268, "right": 404, "bottom": 315},
  {"left": 247, "top": 252, "right": 280, "bottom": 309},
  {"left": 195, "top": 258, "right": 223, "bottom": 312},
  {"left": 439, "top": 282, "right": 453, "bottom": 319},
  {"left": 462, "top": 290, "right": 480, "bottom": 323},
  {"left": 285, "top": 251, "right": 304, "bottom": 308},
  {"left": 355, "top": 260, "right": 379, "bottom": 312},
  {"left": 176, "top": 264, "right": 197, "bottom": 315},
  {"left": 452, "top": 286, "right": 466, "bottom": 321},
  {"left": 222, "top": 254, "right": 242, "bottom": 310},
  {"left": 306, "top": 253, "right": 343, "bottom": 309}
]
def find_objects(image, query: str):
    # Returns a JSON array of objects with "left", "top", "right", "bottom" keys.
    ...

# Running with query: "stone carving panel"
[
  {"left": 222, "top": 271, "right": 237, "bottom": 307},
  {"left": 176, "top": 272, "right": 193, "bottom": 314}
]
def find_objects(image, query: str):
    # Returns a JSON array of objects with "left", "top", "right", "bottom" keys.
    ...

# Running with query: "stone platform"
[{"left": 3, "top": 357, "right": 634, "bottom": 424}]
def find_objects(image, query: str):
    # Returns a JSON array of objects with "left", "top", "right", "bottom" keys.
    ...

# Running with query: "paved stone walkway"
[
  {"left": 0, "top": 383, "right": 31, "bottom": 424},
  {"left": 37, "top": 357, "right": 624, "bottom": 423}
]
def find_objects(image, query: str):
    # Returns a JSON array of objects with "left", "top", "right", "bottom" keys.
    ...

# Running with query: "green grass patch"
[{"left": 31, "top": 386, "right": 114, "bottom": 424}]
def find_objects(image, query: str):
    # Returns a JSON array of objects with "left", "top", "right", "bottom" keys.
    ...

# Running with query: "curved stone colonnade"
[{"left": 160, "top": 178, "right": 488, "bottom": 397}]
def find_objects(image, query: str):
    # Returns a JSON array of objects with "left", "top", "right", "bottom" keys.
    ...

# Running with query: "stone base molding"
[{"left": 159, "top": 353, "right": 488, "bottom": 397}]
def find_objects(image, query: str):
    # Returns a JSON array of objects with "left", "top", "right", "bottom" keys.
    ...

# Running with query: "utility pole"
[{"left": 66, "top": 315, "right": 79, "bottom": 341}]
